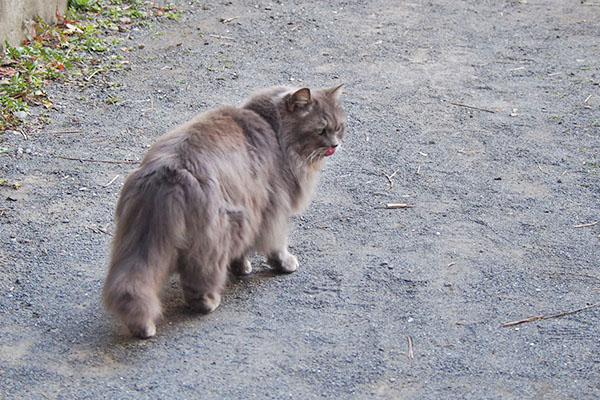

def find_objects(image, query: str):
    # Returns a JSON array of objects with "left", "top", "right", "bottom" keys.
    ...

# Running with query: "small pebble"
[{"left": 13, "top": 111, "right": 27, "bottom": 119}]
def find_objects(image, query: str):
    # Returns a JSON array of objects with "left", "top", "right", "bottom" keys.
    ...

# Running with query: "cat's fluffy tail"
[{"left": 103, "top": 166, "right": 195, "bottom": 338}]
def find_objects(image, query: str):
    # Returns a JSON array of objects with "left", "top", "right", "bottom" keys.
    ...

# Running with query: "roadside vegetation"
[{"left": 0, "top": 0, "right": 180, "bottom": 133}]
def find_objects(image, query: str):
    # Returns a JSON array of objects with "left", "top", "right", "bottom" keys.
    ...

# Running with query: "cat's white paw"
[
  {"left": 280, "top": 253, "right": 299, "bottom": 273},
  {"left": 130, "top": 321, "right": 156, "bottom": 339},
  {"left": 268, "top": 251, "right": 298, "bottom": 273},
  {"left": 231, "top": 257, "right": 252, "bottom": 276}
]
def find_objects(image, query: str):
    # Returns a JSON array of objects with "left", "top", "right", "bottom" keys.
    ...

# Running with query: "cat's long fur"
[{"left": 103, "top": 85, "right": 346, "bottom": 338}]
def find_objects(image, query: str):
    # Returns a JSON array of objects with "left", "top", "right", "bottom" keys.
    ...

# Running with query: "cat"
[{"left": 103, "top": 84, "right": 346, "bottom": 338}]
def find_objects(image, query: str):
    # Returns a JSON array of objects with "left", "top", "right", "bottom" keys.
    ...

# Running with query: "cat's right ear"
[
  {"left": 287, "top": 88, "right": 312, "bottom": 112},
  {"left": 325, "top": 83, "right": 344, "bottom": 101}
]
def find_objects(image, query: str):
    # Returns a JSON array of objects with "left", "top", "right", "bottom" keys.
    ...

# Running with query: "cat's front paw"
[
  {"left": 267, "top": 251, "right": 299, "bottom": 274},
  {"left": 230, "top": 257, "right": 252, "bottom": 276}
]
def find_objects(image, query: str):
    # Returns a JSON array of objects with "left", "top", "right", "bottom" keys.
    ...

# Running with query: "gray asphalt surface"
[{"left": 1, "top": 1, "right": 599, "bottom": 398}]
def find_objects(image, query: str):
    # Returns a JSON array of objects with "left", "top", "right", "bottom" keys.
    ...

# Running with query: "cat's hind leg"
[
  {"left": 104, "top": 165, "right": 196, "bottom": 339},
  {"left": 179, "top": 254, "right": 228, "bottom": 314},
  {"left": 103, "top": 259, "right": 169, "bottom": 339}
]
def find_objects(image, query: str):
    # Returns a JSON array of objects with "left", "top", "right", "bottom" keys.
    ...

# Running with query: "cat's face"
[{"left": 282, "top": 85, "right": 346, "bottom": 166}]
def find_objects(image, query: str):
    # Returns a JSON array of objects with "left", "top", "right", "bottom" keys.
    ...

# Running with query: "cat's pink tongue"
[{"left": 324, "top": 147, "right": 336, "bottom": 157}]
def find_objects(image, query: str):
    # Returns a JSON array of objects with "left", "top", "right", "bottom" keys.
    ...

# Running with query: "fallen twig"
[
  {"left": 407, "top": 336, "right": 414, "bottom": 360},
  {"left": 208, "top": 34, "right": 235, "bottom": 40},
  {"left": 503, "top": 302, "right": 599, "bottom": 327},
  {"left": 87, "top": 226, "right": 112, "bottom": 235},
  {"left": 449, "top": 102, "right": 498, "bottom": 114},
  {"left": 503, "top": 315, "right": 545, "bottom": 326},
  {"left": 85, "top": 68, "right": 104, "bottom": 81},
  {"left": 457, "top": 149, "right": 477, "bottom": 155},
  {"left": 219, "top": 16, "right": 240, "bottom": 23},
  {"left": 383, "top": 168, "right": 399, "bottom": 191},
  {"left": 30, "top": 130, "right": 83, "bottom": 136},
  {"left": 574, "top": 221, "right": 598, "bottom": 228},
  {"left": 103, "top": 174, "right": 120, "bottom": 187},
  {"left": 0, "top": 180, "right": 21, "bottom": 189},
  {"left": 542, "top": 271, "right": 600, "bottom": 282},
  {"left": 375, "top": 203, "right": 416, "bottom": 209},
  {"left": 14, "top": 128, "right": 28, "bottom": 139},
  {"left": 58, "top": 155, "right": 139, "bottom": 165}
]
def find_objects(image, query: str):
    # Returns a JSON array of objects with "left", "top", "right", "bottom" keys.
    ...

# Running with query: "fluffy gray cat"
[{"left": 103, "top": 84, "right": 346, "bottom": 338}]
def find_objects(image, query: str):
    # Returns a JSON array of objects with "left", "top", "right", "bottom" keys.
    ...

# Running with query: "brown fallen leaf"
[{"left": 375, "top": 203, "right": 416, "bottom": 209}]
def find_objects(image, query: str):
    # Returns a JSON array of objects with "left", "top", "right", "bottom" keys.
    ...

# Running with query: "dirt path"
[{"left": 1, "top": 1, "right": 599, "bottom": 398}]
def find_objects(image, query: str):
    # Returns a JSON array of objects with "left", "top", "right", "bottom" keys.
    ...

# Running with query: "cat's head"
[{"left": 280, "top": 84, "right": 346, "bottom": 167}]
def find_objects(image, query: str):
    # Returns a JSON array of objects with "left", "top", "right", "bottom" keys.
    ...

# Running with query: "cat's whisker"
[
  {"left": 307, "top": 148, "right": 326, "bottom": 166},
  {"left": 304, "top": 149, "right": 319, "bottom": 166}
]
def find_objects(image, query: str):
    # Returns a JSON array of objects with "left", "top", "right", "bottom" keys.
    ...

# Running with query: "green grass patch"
[{"left": 0, "top": 0, "right": 182, "bottom": 132}]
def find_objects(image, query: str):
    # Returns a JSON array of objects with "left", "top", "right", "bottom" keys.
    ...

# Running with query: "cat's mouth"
[{"left": 324, "top": 147, "right": 336, "bottom": 157}]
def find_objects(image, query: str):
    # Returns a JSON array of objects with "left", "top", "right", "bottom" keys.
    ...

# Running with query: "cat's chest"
[{"left": 290, "top": 170, "right": 320, "bottom": 212}]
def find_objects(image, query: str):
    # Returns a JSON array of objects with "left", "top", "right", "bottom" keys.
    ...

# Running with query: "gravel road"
[{"left": 1, "top": 1, "right": 599, "bottom": 398}]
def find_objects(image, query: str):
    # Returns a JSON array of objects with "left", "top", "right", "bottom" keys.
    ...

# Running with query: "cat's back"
[
  {"left": 142, "top": 106, "right": 278, "bottom": 172},
  {"left": 187, "top": 106, "right": 276, "bottom": 154}
]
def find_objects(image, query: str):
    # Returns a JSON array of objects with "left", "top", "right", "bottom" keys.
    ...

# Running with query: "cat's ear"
[
  {"left": 325, "top": 83, "right": 344, "bottom": 101},
  {"left": 287, "top": 88, "right": 312, "bottom": 111}
]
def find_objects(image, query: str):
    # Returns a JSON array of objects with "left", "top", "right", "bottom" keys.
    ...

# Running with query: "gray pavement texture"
[{"left": 1, "top": 1, "right": 599, "bottom": 399}]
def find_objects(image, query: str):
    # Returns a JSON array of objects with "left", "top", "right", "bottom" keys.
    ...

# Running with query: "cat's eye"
[{"left": 316, "top": 128, "right": 326, "bottom": 136}]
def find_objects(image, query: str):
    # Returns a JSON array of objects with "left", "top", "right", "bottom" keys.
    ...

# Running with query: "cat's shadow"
[
  {"left": 102, "top": 264, "right": 282, "bottom": 346},
  {"left": 42, "top": 267, "right": 283, "bottom": 374},
  {"left": 162, "top": 265, "right": 281, "bottom": 321}
]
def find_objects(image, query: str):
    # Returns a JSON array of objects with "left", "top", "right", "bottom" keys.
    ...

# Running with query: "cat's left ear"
[
  {"left": 325, "top": 83, "right": 344, "bottom": 101},
  {"left": 287, "top": 88, "right": 312, "bottom": 112}
]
